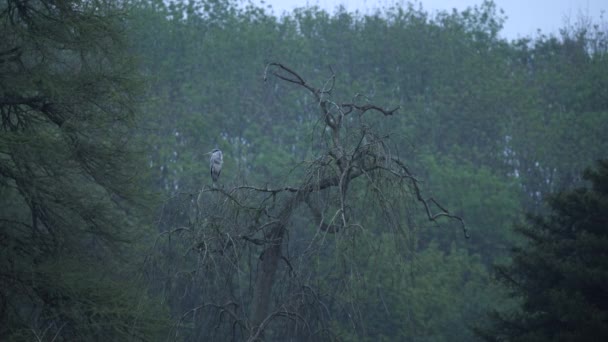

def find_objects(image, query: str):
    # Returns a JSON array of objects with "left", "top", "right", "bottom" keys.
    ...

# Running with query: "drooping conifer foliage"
[{"left": 0, "top": 0, "right": 167, "bottom": 339}]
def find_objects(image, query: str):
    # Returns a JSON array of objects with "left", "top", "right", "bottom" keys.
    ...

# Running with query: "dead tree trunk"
[
  {"left": 251, "top": 233, "right": 281, "bottom": 329},
  {"left": 250, "top": 192, "right": 307, "bottom": 337},
  {"left": 177, "top": 63, "right": 468, "bottom": 341}
]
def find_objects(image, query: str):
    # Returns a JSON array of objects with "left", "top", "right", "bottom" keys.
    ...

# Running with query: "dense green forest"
[{"left": 1, "top": 0, "right": 607, "bottom": 340}]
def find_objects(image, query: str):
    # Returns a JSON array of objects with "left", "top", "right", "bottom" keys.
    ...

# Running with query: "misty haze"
[{"left": 1, "top": 0, "right": 607, "bottom": 340}]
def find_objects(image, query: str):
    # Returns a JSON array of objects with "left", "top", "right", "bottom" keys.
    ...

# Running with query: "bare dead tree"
[{"left": 151, "top": 64, "right": 467, "bottom": 341}]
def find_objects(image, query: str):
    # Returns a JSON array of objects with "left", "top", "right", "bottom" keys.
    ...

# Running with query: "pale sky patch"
[{"left": 252, "top": 0, "right": 607, "bottom": 40}]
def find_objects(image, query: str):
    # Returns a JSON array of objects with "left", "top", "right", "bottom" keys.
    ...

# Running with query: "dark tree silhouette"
[{"left": 479, "top": 160, "right": 608, "bottom": 341}]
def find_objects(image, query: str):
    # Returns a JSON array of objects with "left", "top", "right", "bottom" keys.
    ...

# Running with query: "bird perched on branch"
[{"left": 209, "top": 148, "right": 223, "bottom": 183}]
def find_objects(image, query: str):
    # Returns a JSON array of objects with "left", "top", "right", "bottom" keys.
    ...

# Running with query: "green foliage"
[
  {"left": 129, "top": 0, "right": 608, "bottom": 338},
  {"left": 122, "top": 0, "right": 608, "bottom": 339},
  {"left": 330, "top": 235, "right": 503, "bottom": 341},
  {"left": 419, "top": 154, "right": 522, "bottom": 260},
  {"left": 480, "top": 160, "right": 608, "bottom": 341},
  {"left": 3, "top": 0, "right": 594, "bottom": 340},
  {"left": 0, "top": 0, "right": 169, "bottom": 340},
  {"left": 507, "top": 21, "right": 608, "bottom": 210}
]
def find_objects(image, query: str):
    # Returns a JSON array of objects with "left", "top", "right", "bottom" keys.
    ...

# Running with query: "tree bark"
[
  {"left": 250, "top": 192, "right": 306, "bottom": 337},
  {"left": 251, "top": 235, "right": 281, "bottom": 329}
]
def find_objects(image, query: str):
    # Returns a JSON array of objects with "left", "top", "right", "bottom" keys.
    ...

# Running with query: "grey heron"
[{"left": 209, "top": 148, "right": 223, "bottom": 182}]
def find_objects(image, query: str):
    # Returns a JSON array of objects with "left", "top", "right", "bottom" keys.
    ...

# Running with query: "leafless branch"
[
  {"left": 264, "top": 63, "right": 320, "bottom": 101},
  {"left": 385, "top": 156, "right": 469, "bottom": 238},
  {"left": 155, "top": 63, "right": 469, "bottom": 341},
  {"left": 341, "top": 103, "right": 400, "bottom": 116},
  {"left": 247, "top": 307, "right": 312, "bottom": 342},
  {"left": 305, "top": 196, "right": 340, "bottom": 233},
  {"left": 175, "top": 302, "right": 248, "bottom": 339},
  {"left": 231, "top": 185, "right": 299, "bottom": 194}
]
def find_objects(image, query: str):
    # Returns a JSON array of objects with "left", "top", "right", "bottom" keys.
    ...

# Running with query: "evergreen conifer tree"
[
  {"left": 481, "top": 160, "right": 608, "bottom": 341},
  {"left": 0, "top": 1, "right": 167, "bottom": 339}
]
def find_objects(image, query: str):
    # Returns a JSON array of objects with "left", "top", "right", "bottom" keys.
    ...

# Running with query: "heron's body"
[{"left": 210, "top": 149, "right": 223, "bottom": 182}]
